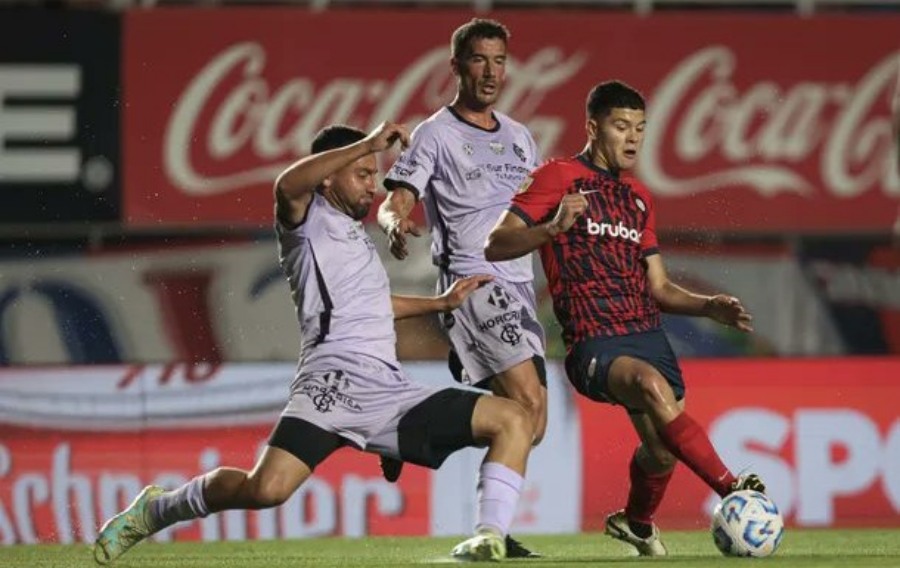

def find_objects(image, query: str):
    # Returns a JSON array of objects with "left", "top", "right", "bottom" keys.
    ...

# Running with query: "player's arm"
[
  {"left": 274, "top": 122, "right": 409, "bottom": 228},
  {"left": 646, "top": 254, "right": 753, "bottom": 332},
  {"left": 380, "top": 125, "right": 438, "bottom": 260},
  {"left": 391, "top": 275, "right": 493, "bottom": 320},
  {"left": 484, "top": 193, "right": 586, "bottom": 261},
  {"left": 378, "top": 186, "right": 422, "bottom": 260},
  {"left": 485, "top": 164, "right": 581, "bottom": 261}
]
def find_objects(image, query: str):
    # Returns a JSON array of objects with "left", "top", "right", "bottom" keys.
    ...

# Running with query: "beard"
[{"left": 351, "top": 202, "right": 371, "bottom": 220}]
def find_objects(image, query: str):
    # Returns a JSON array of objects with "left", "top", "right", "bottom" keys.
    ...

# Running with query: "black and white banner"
[{"left": 0, "top": 9, "right": 120, "bottom": 223}]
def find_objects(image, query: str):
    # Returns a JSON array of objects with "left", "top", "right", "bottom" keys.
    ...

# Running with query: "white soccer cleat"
[
  {"left": 451, "top": 530, "right": 507, "bottom": 562},
  {"left": 604, "top": 509, "right": 668, "bottom": 557},
  {"left": 93, "top": 485, "right": 164, "bottom": 565}
]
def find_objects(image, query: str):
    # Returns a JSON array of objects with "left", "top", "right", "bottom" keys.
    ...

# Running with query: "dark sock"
[{"left": 628, "top": 520, "right": 654, "bottom": 539}]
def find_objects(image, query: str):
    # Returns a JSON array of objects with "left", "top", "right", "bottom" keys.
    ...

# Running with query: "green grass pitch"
[{"left": 3, "top": 529, "right": 899, "bottom": 567}]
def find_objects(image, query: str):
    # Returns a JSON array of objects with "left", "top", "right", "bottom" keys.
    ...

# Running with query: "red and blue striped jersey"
[{"left": 509, "top": 154, "right": 661, "bottom": 347}]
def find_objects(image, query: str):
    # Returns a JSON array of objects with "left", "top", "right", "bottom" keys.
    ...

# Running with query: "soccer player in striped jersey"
[{"left": 485, "top": 81, "right": 766, "bottom": 556}]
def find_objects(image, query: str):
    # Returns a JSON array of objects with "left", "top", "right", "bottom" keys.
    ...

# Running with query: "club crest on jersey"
[
  {"left": 301, "top": 370, "right": 362, "bottom": 414},
  {"left": 489, "top": 141, "right": 505, "bottom": 155},
  {"left": 500, "top": 323, "right": 522, "bottom": 346},
  {"left": 463, "top": 142, "right": 474, "bottom": 156},
  {"left": 635, "top": 197, "right": 646, "bottom": 212},
  {"left": 513, "top": 143, "right": 527, "bottom": 163}
]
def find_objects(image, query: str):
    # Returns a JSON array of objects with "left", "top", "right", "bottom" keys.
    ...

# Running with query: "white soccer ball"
[{"left": 711, "top": 490, "right": 784, "bottom": 558}]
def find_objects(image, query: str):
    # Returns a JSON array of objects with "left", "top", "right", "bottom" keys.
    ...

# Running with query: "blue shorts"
[{"left": 564, "top": 328, "right": 685, "bottom": 414}]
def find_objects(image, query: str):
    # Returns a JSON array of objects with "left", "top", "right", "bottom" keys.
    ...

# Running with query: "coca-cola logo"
[
  {"left": 640, "top": 46, "right": 900, "bottom": 198},
  {"left": 164, "top": 42, "right": 586, "bottom": 197}
]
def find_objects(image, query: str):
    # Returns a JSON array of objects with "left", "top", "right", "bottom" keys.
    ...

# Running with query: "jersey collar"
[
  {"left": 576, "top": 153, "right": 620, "bottom": 179},
  {"left": 446, "top": 106, "right": 501, "bottom": 133}
]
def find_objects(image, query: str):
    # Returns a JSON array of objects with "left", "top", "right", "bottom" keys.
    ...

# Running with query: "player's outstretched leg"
[{"left": 93, "top": 485, "right": 165, "bottom": 565}]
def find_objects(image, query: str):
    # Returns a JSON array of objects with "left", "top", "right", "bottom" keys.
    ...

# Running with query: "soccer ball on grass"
[{"left": 711, "top": 490, "right": 784, "bottom": 557}]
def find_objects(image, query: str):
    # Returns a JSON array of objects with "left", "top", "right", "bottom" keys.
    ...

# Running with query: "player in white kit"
[
  {"left": 92, "top": 122, "right": 535, "bottom": 564},
  {"left": 378, "top": 19, "right": 546, "bottom": 558}
]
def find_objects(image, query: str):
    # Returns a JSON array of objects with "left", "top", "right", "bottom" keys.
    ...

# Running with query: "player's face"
[
  {"left": 325, "top": 154, "right": 378, "bottom": 220},
  {"left": 453, "top": 37, "right": 507, "bottom": 110},
  {"left": 588, "top": 108, "right": 646, "bottom": 171}
]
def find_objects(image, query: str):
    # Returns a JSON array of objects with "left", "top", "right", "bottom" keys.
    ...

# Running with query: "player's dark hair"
[
  {"left": 451, "top": 18, "right": 509, "bottom": 60},
  {"left": 586, "top": 81, "right": 645, "bottom": 119},
  {"left": 310, "top": 125, "right": 366, "bottom": 155}
]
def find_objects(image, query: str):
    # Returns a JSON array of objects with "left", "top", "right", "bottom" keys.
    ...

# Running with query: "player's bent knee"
[
  {"left": 249, "top": 476, "right": 294, "bottom": 509},
  {"left": 511, "top": 389, "right": 544, "bottom": 421},
  {"left": 496, "top": 400, "right": 534, "bottom": 445},
  {"left": 634, "top": 371, "right": 669, "bottom": 405},
  {"left": 648, "top": 447, "right": 677, "bottom": 471}
]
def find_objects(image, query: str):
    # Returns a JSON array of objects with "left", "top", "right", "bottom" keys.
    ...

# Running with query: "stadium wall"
[{"left": 2, "top": 239, "right": 897, "bottom": 364}]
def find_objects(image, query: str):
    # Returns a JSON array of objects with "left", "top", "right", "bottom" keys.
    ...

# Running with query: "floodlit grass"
[{"left": 3, "top": 529, "right": 900, "bottom": 567}]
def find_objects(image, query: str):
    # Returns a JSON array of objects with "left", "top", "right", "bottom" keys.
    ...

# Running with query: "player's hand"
[
  {"left": 549, "top": 193, "right": 589, "bottom": 234},
  {"left": 387, "top": 218, "right": 423, "bottom": 260},
  {"left": 440, "top": 275, "right": 494, "bottom": 311},
  {"left": 364, "top": 121, "right": 410, "bottom": 153},
  {"left": 704, "top": 295, "right": 754, "bottom": 332}
]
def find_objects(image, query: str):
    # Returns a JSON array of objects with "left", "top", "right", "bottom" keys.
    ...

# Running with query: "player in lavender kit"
[
  {"left": 485, "top": 81, "right": 766, "bottom": 556},
  {"left": 378, "top": 19, "right": 546, "bottom": 557},
  {"left": 92, "top": 122, "right": 535, "bottom": 564}
]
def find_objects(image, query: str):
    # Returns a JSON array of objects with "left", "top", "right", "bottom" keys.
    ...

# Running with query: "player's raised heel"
[
  {"left": 93, "top": 485, "right": 165, "bottom": 565},
  {"left": 604, "top": 510, "right": 668, "bottom": 557},
  {"left": 451, "top": 531, "right": 507, "bottom": 562}
]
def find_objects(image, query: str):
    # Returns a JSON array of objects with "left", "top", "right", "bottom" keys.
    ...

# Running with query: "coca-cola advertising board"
[{"left": 123, "top": 10, "right": 899, "bottom": 232}]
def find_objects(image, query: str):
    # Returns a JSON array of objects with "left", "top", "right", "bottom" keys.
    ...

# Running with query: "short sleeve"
[
  {"left": 383, "top": 123, "right": 438, "bottom": 200},
  {"left": 526, "top": 129, "right": 542, "bottom": 170},
  {"left": 508, "top": 162, "right": 567, "bottom": 227},
  {"left": 628, "top": 178, "right": 658, "bottom": 256}
]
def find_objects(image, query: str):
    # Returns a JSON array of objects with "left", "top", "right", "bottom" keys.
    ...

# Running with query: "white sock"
[
  {"left": 148, "top": 475, "right": 210, "bottom": 530},
  {"left": 475, "top": 462, "right": 524, "bottom": 537}
]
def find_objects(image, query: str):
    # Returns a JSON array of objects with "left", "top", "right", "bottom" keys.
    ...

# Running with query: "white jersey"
[
  {"left": 277, "top": 193, "right": 398, "bottom": 372},
  {"left": 385, "top": 107, "right": 540, "bottom": 282}
]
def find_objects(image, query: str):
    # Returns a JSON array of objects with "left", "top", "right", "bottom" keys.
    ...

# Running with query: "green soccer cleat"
[
  {"left": 93, "top": 485, "right": 165, "bottom": 565},
  {"left": 451, "top": 530, "right": 507, "bottom": 562}
]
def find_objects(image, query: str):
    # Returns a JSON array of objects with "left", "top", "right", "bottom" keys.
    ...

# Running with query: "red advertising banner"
[
  {"left": 0, "top": 362, "right": 581, "bottom": 544},
  {"left": 123, "top": 10, "right": 899, "bottom": 232},
  {"left": 580, "top": 358, "right": 900, "bottom": 530},
  {"left": 0, "top": 425, "right": 431, "bottom": 544}
]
